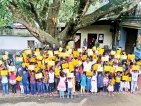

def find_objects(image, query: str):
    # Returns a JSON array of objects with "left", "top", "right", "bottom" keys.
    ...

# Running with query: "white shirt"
[
  {"left": 83, "top": 60, "right": 96, "bottom": 71},
  {"left": 1, "top": 76, "right": 8, "bottom": 83},
  {"left": 49, "top": 72, "right": 54, "bottom": 83},
  {"left": 130, "top": 70, "right": 141, "bottom": 81},
  {"left": 68, "top": 80, "right": 73, "bottom": 88}
]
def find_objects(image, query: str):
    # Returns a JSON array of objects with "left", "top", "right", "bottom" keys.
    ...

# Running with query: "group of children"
[{"left": 0, "top": 45, "right": 141, "bottom": 98}]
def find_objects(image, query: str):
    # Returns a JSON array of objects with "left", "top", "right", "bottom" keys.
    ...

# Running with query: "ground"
[{"left": 0, "top": 91, "right": 141, "bottom": 106}]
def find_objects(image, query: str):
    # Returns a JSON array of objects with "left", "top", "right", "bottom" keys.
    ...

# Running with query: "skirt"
[{"left": 108, "top": 85, "right": 114, "bottom": 92}]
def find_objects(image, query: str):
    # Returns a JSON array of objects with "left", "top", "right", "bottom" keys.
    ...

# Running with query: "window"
[
  {"left": 27, "top": 40, "right": 35, "bottom": 48},
  {"left": 98, "top": 34, "right": 104, "bottom": 43}
]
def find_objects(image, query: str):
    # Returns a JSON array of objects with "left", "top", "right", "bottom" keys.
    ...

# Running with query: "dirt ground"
[{"left": 0, "top": 91, "right": 141, "bottom": 106}]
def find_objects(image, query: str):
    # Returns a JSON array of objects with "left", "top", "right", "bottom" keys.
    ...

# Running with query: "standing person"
[
  {"left": 16, "top": 64, "right": 22, "bottom": 91},
  {"left": 74, "top": 67, "right": 81, "bottom": 92},
  {"left": 48, "top": 69, "right": 55, "bottom": 96},
  {"left": 1, "top": 75, "right": 8, "bottom": 95},
  {"left": 80, "top": 72, "right": 86, "bottom": 95},
  {"left": 67, "top": 78, "right": 73, "bottom": 98},
  {"left": 91, "top": 71, "right": 98, "bottom": 94},
  {"left": 22, "top": 69, "right": 29, "bottom": 95},
  {"left": 42, "top": 70, "right": 49, "bottom": 95},
  {"left": 108, "top": 79, "right": 114, "bottom": 96},
  {"left": 37, "top": 77, "right": 43, "bottom": 97},
  {"left": 91, "top": 38, "right": 95, "bottom": 47},
  {"left": 29, "top": 71, "right": 36, "bottom": 96},
  {"left": 97, "top": 72, "right": 103, "bottom": 93},
  {"left": 103, "top": 73, "right": 109, "bottom": 95},
  {"left": 83, "top": 38, "right": 87, "bottom": 50},
  {"left": 9, "top": 71, "right": 17, "bottom": 96},
  {"left": 86, "top": 76, "right": 91, "bottom": 93},
  {"left": 95, "top": 39, "right": 100, "bottom": 48},
  {"left": 19, "top": 78, "right": 24, "bottom": 94},
  {"left": 130, "top": 69, "right": 141, "bottom": 94},
  {"left": 114, "top": 72, "right": 121, "bottom": 93},
  {"left": 57, "top": 74, "right": 66, "bottom": 98}
]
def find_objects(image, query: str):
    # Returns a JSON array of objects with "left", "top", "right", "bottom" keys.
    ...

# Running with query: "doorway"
[
  {"left": 88, "top": 33, "right": 97, "bottom": 48},
  {"left": 125, "top": 28, "right": 138, "bottom": 54},
  {"left": 74, "top": 33, "right": 81, "bottom": 49}
]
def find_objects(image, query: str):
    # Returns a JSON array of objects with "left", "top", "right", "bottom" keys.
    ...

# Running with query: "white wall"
[
  {"left": 0, "top": 36, "right": 40, "bottom": 50},
  {"left": 77, "top": 25, "right": 112, "bottom": 48}
]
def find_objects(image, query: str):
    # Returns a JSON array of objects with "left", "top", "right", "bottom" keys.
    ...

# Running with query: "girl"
[
  {"left": 80, "top": 72, "right": 86, "bottom": 95},
  {"left": 108, "top": 78, "right": 114, "bottom": 96},
  {"left": 103, "top": 73, "right": 109, "bottom": 95},
  {"left": 86, "top": 76, "right": 91, "bottom": 93},
  {"left": 97, "top": 72, "right": 103, "bottom": 93},
  {"left": 57, "top": 73, "right": 66, "bottom": 98},
  {"left": 29, "top": 71, "right": 36, "bottom": 96},
  {"left": 9, "top": 71, "right": 17, "bottom": 96},
  {"left": 67, "top": 77, "right": 73, "bottom": 98},
  {"left": 91, "top": 71, "right": 97, "bottom": 94}
]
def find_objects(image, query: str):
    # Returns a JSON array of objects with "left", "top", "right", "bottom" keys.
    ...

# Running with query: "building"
[{"left": 68, "top": 20, "right": 115, "bottom": 50}]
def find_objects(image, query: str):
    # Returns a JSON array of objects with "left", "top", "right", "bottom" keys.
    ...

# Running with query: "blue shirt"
[
  {"left": 22, "top": 72, "right": 29, "bottom": 83},
  {"left": 74, "top": 71, "right": 81, "bottom": 81},
  {"left": 80, "top": 75, "right": 86, "bottom": 86}
]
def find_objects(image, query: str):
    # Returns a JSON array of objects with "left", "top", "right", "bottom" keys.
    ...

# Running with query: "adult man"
[
  {"left": 83, "top": 38, "right": 87, "bottom": 50},
  {"left": 83, "top": 57, "right": 97, "bottom": 72},
  {"left": 95, "top": 39, "right": 100, "bottom": 48}
]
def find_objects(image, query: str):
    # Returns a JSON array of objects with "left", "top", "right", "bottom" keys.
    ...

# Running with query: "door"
[
  {"left": 125, "top": 28, "right": 137, "bottom": 54},
  {"left": 88, "top": 33, "right": 97, "bottom": 48},
  {"left": 75, "top": 33, "right": 81, "bottom": 49}
]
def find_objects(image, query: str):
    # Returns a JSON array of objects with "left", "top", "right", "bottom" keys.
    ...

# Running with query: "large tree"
[{"left": 0, "top": 0, "right": 139, "bottom": 47}]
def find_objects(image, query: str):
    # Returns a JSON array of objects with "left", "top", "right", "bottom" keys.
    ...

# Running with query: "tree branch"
[
  {"left": 74, "top": 0, "right": 140, "bottom": 32},
  {"left": 8, "top": 4, "right": 59, "bottom": 46},
  {"left": 80, "top": 0, "right": 94, "bottom": 18}
]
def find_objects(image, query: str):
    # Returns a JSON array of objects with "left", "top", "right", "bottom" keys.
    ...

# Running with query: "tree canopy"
[{"left": 0, "top": 0, "right": 139, "bottom": 47}]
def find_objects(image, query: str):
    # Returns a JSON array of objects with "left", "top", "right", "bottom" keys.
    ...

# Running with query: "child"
[
  {"left": 19, "top": 80, "right": 24, "bottom": 94},
  {"left": 29, "top": 71, "right": 36, "bottom": 96},
  {"left": 1, "top": 75, "right": 8, "bottom": 95},
  {"left": 97, "top": 72, "right": 103, "bottom": 93},
  {"left": 57, "top": 73, "right": 66, "bottom": 98},
  {"left": 130, "top": 69, "right": 141, "bottom": 94},
  {"left": 91, "top": 71, "right": 97, "bottom": 94},
  {"left": 108, "top": 78, "right": 114, "bottom": 96},
  {"left": 37, "top": 77, "right": 43, "bottom": 97},
  {"left": 42, "top": 70, "right": 49, "bottom": 95},
  {"left": 67, "top": 77, "right": 73, "bottom": 98},
  {"left": 103, "top": 73, "right": 109, "bottom": 95},
  {"left": 86, "top": 76, "right": 91, "bottom": 93},
  {"left": 74, "top": 67, "right": 81, "bottom": 92},
  {"left": 9, "top": 71, "right": 17, "bottom": 96},
  {"left": 80, "top": 72, "right": 86, "bottom": 95},
  {"left": 48, "top": 69, "right": 55, "bottom": 96},
  {"left": 114, "top": 72, "right": 121, "bottom": 93},
  {"left": 22, "top": 69, "right": 29, "bottom": 95}
]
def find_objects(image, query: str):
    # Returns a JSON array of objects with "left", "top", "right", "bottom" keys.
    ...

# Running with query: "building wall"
[
  {"left": 76, "top": 25, "right": 112, "bottom": 48},
  {"left": 0, "top": 36, "right": 40, "bottom": 50}
]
